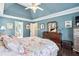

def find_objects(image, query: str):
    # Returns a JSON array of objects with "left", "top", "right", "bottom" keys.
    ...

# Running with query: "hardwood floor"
[{"left": 58, "top": 47, "right": 79, "bottom": 56}]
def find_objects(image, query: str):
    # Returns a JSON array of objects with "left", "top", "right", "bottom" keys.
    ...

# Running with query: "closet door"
[
  {"left": 15, "top": 21, "right": 23, "bottom": 38},
  {"left": 30, "top": 23, "right": 38, "bottom": 37}
]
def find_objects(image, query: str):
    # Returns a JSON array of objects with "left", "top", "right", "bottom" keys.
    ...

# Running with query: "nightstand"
[{"left": 61, "top": 40, "right": 73, "bottom": 49}]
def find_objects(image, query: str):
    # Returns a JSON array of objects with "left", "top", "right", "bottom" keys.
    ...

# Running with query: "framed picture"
[
  {"left": 26, "top": 24, "right": 30, "bottom": 29},
  {"left": 65, "top": 21, "right": 72, "bottom": 28},
  {"left": 40, "top": 24, "right": 45, "bottom": 29},
  {"left": 6, "top": 23, "right": 13, "bottom": 29},
  {"left": 47, "top": 21, "right": 58, "bottom": 32}
]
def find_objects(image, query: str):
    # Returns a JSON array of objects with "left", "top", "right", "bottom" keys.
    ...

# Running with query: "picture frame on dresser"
[
  {"left": 76, "top": 23, "right": 79, "bottom": 27},
  {"left": 75, "top": 16, "right": 79, "bottom": 27}
]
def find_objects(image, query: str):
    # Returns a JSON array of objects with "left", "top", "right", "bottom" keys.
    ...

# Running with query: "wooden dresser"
[
  {"left": 73, "top": 27, "right": 79, "bottom": 52},
  {"left": 43, "top": 31, "right": 61, "bottom": 46}
]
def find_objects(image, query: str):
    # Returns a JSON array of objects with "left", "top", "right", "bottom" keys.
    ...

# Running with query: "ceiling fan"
[{"left": 25, "top": 3, "right": 44, "bottom": 13}]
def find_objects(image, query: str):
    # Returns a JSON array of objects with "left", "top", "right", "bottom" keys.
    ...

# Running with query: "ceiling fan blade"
[
  {"left": 25, "top": 7, "right": 29, "bottom": 10},
  {"left": 37, "top": 7, "right": 44, "bottom": 11}
]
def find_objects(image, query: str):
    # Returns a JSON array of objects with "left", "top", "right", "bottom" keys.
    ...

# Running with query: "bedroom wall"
[
  {"left": 0, "top": 3, "right": 31, "bottom": 37},
  {"left": 1, "top": 3, "right": 79, "bottom": 40},
  {"left": 0, "top": 17, "right": 30, "bottom": 37},
  {"left": 37, "top": 12, "right": 79, "bottom": 41}
]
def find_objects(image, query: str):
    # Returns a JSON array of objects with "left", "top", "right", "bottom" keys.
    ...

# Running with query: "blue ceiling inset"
[
  {"left": 4, "top": 3, "right": 79, "bottom": 19},
  {"left": 31, "top": 3, "right": 79, "bottom": 19},
  {"left": 4, "top": 3, "right": 33, "bottom": 19}
]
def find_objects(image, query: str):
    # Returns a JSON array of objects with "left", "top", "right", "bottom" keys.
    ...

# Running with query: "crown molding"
[
  {"left": 0, "top": 14, "right": 32, "bottom": 22},
  {"left": 33, "top": 6, "right": 79, "bottom": 22},
  {"left": 0, "top": 6, "right": 79, "bottom": 22}
]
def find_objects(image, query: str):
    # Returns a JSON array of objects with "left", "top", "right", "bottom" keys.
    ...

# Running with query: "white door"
[
  {"left": 0, "top": 3, "right": 4, "bottom": 15},
  {"left": 15, "top": 21, "right": 23, "bottom": 38},
  {"left": 30, "top": 23, "right": 38, "bottom": 37}
]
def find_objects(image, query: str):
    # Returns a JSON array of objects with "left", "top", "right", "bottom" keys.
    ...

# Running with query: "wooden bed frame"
[{"left": 43, "top": 31, "right": 61, "bottom": 48}]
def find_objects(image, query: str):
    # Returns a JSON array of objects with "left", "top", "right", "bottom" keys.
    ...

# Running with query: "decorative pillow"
[
  {"left": 0, "top": 36, "right": 3, "bottom": 40},
  {"left": 0, "top": 40, "right": 5, "bottom": 48},
  {"left": 1, "top": 34, "right": 10, "bottom": 39},
  {"left": 2, "top": 36, "right": 24, "bottom": 54}
]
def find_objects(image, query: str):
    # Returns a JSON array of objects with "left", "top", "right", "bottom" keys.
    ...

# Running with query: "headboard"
[{"left": 43, "top": 31, "right": 61, "bottom": 45}]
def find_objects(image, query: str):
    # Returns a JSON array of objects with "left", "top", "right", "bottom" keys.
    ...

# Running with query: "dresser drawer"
[
  {"left": 74, "top": 39, "right": 79, "bottom": 45},
  {"left": 74, "top": 37, "right": 79, "bottom": 39},
  {"left": 74, "top": 44, "right": 79, "bottom": 51},
  {"left": 74, "top": 29, "right": 79, "bottom": 35},
  {"left": 74, "top": 29, "right": 79, "bottom": 32}
]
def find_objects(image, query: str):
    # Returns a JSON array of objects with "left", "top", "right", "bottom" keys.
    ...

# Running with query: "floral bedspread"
[
  {"left": 19, "top": 37, "right": 59, "bottom": 56},
  {"left": 0, "top": 35, "right": 59, "bottom": 56}
]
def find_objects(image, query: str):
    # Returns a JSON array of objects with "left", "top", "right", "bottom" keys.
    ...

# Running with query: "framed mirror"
[{"left": 47, "top": 21, "right": 58, "bottom": 32}]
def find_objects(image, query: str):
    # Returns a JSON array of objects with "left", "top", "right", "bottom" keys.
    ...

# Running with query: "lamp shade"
[{"left": 0, "top": 26, "right": 6, "bottom": 30}]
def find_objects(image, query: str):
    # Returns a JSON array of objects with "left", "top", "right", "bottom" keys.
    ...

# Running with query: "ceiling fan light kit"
[{"left": 25, "top": 3, "right": 44, "bottom": 13}]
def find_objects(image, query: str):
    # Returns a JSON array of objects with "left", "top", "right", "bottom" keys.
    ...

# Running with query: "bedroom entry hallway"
[{"left": 30, "top": 23, "right": 38, "bottom": 37}]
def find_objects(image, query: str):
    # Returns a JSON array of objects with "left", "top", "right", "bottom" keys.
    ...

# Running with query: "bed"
[{"left": 0, "top": 35, "right": 59, "bottom": 56}]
